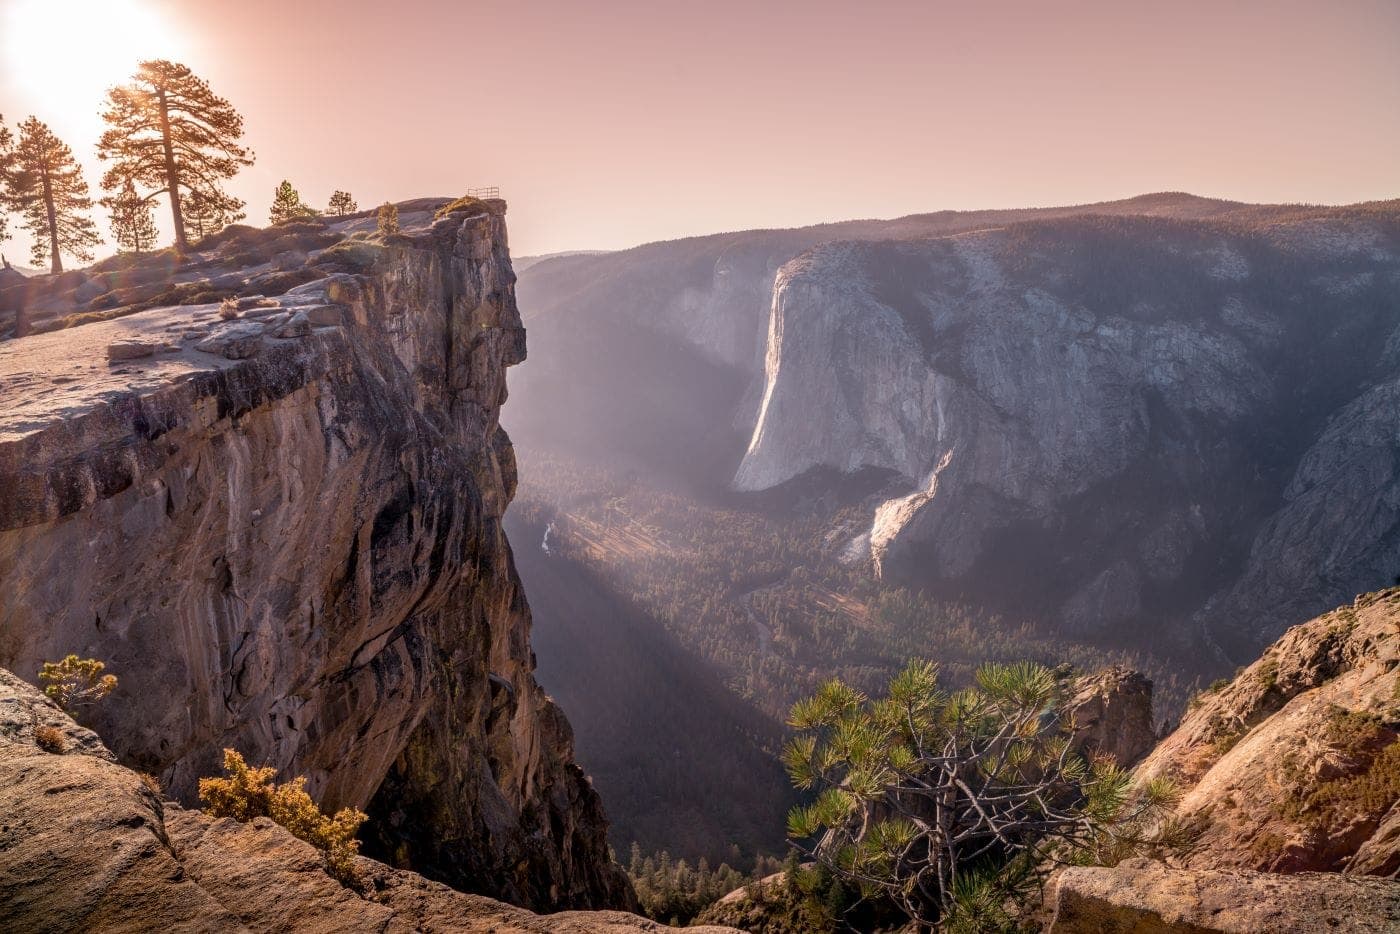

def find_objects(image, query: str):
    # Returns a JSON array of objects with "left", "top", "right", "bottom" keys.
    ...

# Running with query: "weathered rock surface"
[
  {"left": 0, "top": 200, "right": 633, "bottom": 910},
  {"left": 734, "top": 207, "right": 1400, "bottom": 661},
  {"left": 1044, "top": 858, "right": 1400, "bottom": 933},
  {"left": 0, "top": 669, "right": 736, "bottom": 934},
  {"left": 1065, "top": 666, "right": 1156, "bottom": 767},
  {"left": 1136, "top": 588, "right": 1400, "bottom": 875}
]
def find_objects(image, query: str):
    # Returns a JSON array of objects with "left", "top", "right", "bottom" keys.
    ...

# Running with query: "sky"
[{"left": 1, "top": 0, "right": 1398, "bottom": 265}]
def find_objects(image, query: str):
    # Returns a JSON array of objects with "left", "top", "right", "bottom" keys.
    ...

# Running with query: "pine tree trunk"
[
  {"left": 41, "top": 167, "right": 62, "bottom": 275},
  {"left": 158, "top": 88, "right": 188, "bottom": 253}
]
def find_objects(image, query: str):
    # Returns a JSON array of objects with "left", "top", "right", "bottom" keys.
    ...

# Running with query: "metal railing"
[{"left": 466, "top": 186, "right": 500, "bottom": 199}]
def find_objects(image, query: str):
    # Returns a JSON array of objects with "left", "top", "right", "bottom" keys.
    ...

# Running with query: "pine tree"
[
  {"left": 327, "top": 190, "right": 357, "bottom": 216},
  {"left": 102, "top": 179, "right": 158, "bottom": 254},
  {"left": 269, "top": 180, "right": 317, "bottom": 224},
  {"left": 182, "top": 186, "right": 245, "bottom": 241},
  {"left": 0, "top": 116, "right": 12, "bottom": 245},
  {"left": 4, "top": 117, "right": 100, "bottom": 274},
  {"left": 98, "top": 60, "right": 253, "bottom": 253}
]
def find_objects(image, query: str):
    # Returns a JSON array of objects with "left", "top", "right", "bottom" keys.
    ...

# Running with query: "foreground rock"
[
  {"left": 1135, "top": 587, "right": 1400, "bottom": 875},
  {"left": 1064, "top": 666, "right": 1157, "bottom": 767},
  {"left": 0, "top": 670, "right": 736, "bottom": 934},
  {"left": 1045, "top": 858, "right": 1400, "bottom": 933},
  {"left": 0, "top": 199, "right": 632, "bottom": 910}
]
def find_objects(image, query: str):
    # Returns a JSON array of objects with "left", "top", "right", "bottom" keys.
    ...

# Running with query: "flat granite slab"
[{"left": 0, "top": 290, "right": 345, "bottom": 445}]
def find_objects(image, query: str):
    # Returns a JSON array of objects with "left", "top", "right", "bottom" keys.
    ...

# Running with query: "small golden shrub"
[
  {"left": 376, "top": 202, "right": 399, "bottom": 236},
  {"left": 38, "top": 655, "right": 117, "bottom": 713},
  {"left": 199, "top": 749, "right": 367, "bottom": 884},
  {"left": 33, "top": 725, "right": 65, "bottom": 753}
]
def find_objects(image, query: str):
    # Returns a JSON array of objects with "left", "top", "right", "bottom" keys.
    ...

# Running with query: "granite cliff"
[
  {"left": 0, "top": 199, "right": 632, "bottom": 910},
  {"left": 734, "top": 205, "right": 1400, "bottom": 662}
]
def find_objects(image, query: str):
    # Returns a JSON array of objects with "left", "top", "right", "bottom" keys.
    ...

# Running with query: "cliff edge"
[{"left": 0, "top": 199, "right": 632, "bottom": 910}]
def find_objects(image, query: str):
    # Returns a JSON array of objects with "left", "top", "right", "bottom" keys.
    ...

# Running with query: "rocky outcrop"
[
  {"left": 1135, "top": 588, "right": 1400, "bottom": 875},
  {"left": 1065, "top": 666, "right": 1156, "bottom": 767},
  {"left": 0, "top": 669, "right": 734, "bottom": 933},
  {"left": 734, "top": 207, "right": 1400, "bottom": 660},
  {"left": 0, "top": 200, "right": 632, "bottom": 910},
  {"left": 1044, "top": 858, "right": 1400, "bottom": 933}
]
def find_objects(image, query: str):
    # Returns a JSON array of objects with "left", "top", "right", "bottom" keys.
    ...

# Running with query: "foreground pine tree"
[
  {"left": 784, "top": 660, "right": 1190, "bottom": 930},
  {"left": 269, "top": 180, "right": 318, "bottom": 224},
  {"left": 103, "top": 179, "right": 158, "bottom": 254},
  {"left": 98, "top": 60, "right": 253, "bottom": 253},
  {"left": 4, "top": 117, "right": 100, "bottom": 274},
  {"left": 327, "top": 190, "right": 357, "bottom": 216}
]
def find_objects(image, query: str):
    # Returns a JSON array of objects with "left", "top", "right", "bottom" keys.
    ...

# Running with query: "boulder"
[
  {"left": 194, "top": 322, "right": 265, "bottom": 359},
  {"left": 1045, "top": 858, "right": 1400, "bottom": 933},
  {"left": 106, "top": 338, "right": 158, "bottom": 362}
]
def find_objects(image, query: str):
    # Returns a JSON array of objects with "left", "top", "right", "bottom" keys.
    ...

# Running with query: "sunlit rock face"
[
  {"left": 0, "top": 202, "right": 633, "bottom": 912},
  {"left": 736, "top": 209, "right": 1400, "bottom": 659},
  {"left": 1135, "top": 589, "right": 1400, "bottom": 877}
]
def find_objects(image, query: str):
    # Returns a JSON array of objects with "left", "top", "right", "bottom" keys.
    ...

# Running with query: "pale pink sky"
[{"left": 1, "top": 0, "right": 1398, "bottom": 262}]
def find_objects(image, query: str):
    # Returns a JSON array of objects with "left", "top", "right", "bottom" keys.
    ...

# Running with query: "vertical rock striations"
[{"left": 0, "top": 202, "right": 632, "bottom": 910}]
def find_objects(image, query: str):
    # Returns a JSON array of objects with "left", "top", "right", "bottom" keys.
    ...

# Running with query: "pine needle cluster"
[{"left": 784, "top": 659, "right": 1188, "bottom": 929}]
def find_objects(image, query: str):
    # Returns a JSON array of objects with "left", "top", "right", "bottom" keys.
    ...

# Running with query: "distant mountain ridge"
[{"left": 507, "top": 194, "right": 1400, "bottom": 664}]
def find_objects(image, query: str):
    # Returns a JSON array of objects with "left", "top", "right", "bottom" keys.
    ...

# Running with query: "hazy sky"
[{"left": 1, "top": 0, "right": 1398, "bottom": 263}]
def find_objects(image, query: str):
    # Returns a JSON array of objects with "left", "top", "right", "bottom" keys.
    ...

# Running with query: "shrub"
[
  {"left": 317, "top": 238, "right": 388, "bottom": 273},
  {"left": 376, "top": 202, "right": 400, "bottom": 236},
  {"left": 200, "top": 749, "right": 367, "bottom": 885},
  {"left": 434, "top": 195, "right": 487, "bottom": 220},
  {"left": 33, "top": 725, "right": 65, "bottom": 753},
  {"left": 38, "top": 655, "right": 117, "bottom": 713}
]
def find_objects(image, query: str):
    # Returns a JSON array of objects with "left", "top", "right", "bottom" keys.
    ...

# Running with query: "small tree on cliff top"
[
  {"left": 784, "top": 660, "right": 1187, "bottom": 930},
  {"left": 268, "top": 180, "right": 318, "bottom": 224},
  {"left": 104, "top": 178, "right": 158, "bottom": 254},
  {"left": 182, "top": 185, "right": 245, "bottom": 242},
  {"left": 327, "top": 190, "right": 357, "bottom": 216}
]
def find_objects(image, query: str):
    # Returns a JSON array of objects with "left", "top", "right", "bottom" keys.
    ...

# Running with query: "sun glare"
[{"left": 2, "top": 0, "right": 187, "bottom": 140}]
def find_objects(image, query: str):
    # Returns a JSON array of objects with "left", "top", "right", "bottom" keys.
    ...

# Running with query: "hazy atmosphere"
[
  {"left": 2, "top": 0, "right": 1398, "bottom": 261},
  {"left": 2, "top": 2, "right": 1400, "bottom": 932}
]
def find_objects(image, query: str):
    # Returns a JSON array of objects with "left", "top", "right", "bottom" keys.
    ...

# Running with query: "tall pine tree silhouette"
[
  {"left": 98, "top": 60, "right": 253, "bottom": 252},
  {"left": 4, "top": 117, "right": 99, "bottom": 274}
]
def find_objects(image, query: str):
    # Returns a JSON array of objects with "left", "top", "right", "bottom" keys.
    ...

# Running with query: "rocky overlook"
[
  {"left": 1136, "top": 587, "right": 1400, "bottom": 875},
  {"left": 0, "top": 668, "right": 739, "bottom": 933},
  {"left": 0, "top": 199, "right": 632, "bottom": 910}
]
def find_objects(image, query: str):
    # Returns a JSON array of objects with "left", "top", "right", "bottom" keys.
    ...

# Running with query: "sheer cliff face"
[
  {"left": 0, "top": 205, "right": 632, "bottom": 910},
  {"left": 734, "top": 210, "right": 1400, "bottom": 660}
]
